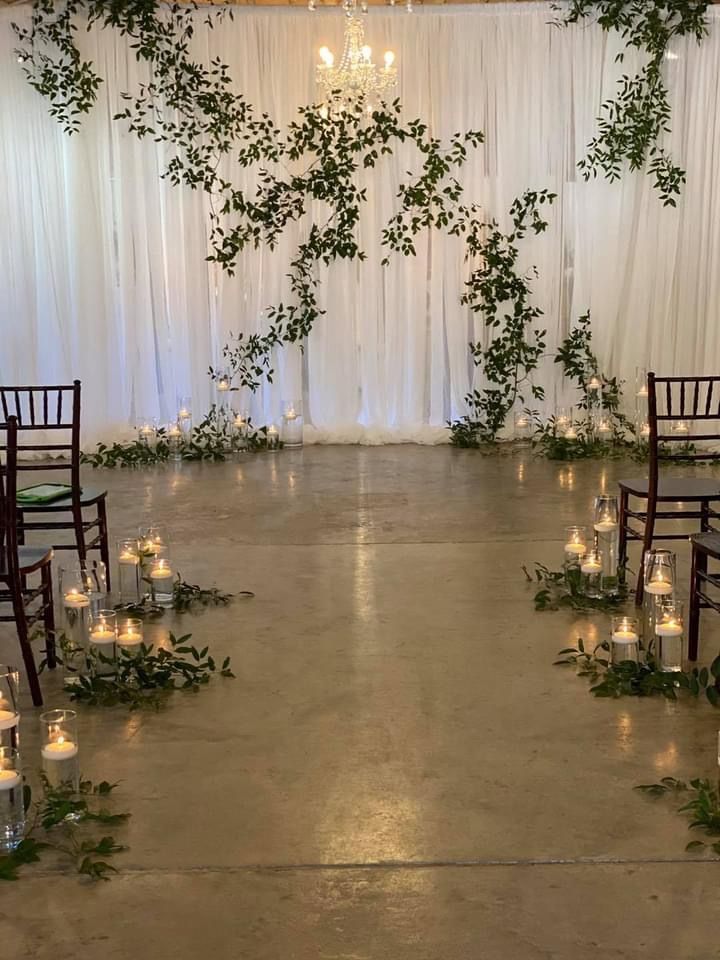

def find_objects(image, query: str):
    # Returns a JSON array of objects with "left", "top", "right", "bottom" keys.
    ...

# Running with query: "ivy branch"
[
  {"left": 557, "top": 1, "right": 711, "bottom": 205},
  {"left": 635, "top": 777, "right": 720, "bottom": 855}
]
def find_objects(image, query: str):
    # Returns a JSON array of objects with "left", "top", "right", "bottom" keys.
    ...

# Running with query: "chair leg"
[
  {"left": 98, "top": 498, "right": 111, "bottom": 591},
  {"left": 10, "top": 588, "right": 43, "bottom": 707},
  {"left": 701, "top": 500, "right": 711, "bottom": 533},
  {"left": 72, "top": 500, "right": 87, "bottom": 566},
  {"left": 618, "top": 490, "right": 629, "bottom": 584},
  {"left": 635, "top": 495, "right": 657, "bottom": 607},
  {"left": 689, "top": 545, "right": 706, "bottom": 662},
  {"left": 41, "top": 562, "right": 57, "bottom": 670}
]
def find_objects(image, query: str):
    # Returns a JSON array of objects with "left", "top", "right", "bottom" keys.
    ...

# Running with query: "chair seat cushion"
[
  {"left": 690, "top": 532, "right": 720, "bottom": 559},
  {"left": 17, "top": 485, "right": 107, "bottom": 511},
  {"left": 618, "top": 476, "right": 720, "bottom": 500},
  {"left": 0, "top": 546, "right": 53, "bottom": 577}
]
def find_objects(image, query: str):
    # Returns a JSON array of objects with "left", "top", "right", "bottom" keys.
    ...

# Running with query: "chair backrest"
[
  {"left": 0, "top": 417, "right": 19, "bottom": 579},
  {"left": 0, "top": 382, "right": 81, "bottom": 490},
  {"left": 648, "top": 372, "right": 720, "bottom": 464}
]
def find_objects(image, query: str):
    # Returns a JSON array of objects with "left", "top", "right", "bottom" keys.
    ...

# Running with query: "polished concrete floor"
[{"left": 2, "top": 446, "right": 720, "bottom": 958}]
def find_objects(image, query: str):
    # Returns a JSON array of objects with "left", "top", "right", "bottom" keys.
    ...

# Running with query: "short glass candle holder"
[
  {"left": 555, "top": 407, "right": 571, "bottom": 433},
  {"left": 166, "top": 423, "right": 183, "bottom": 462},
  {"left": 281, "top": 400, "right": 304, "bottom": 448},
  {"left": 216, "top": 371, "right": 231, "bottom": 405},
  {"left": 60, "top": 568, "right": 91, "bottom": 670},
  {"left": 580, "top": 549, "right": 604, "bottom": 598},
  {"left": 116, "top": 618, "right": 144, "bottom": 657},
  {"left": 88, "top": 610, "right": 117, "bottom": 676},
  {"left": 266, "top": 424, "right": 280, "bottom": 452},
  {"left": 0, "top": 747, "right": 24, "bottom": 851},
  {"left": 637, "top": 417, "right": 650, "bottom": 440},
  {"left": 177, "top": 397, "right": 192, "bottom": 435},
  {"left": 40, "top": 709, "right": 80, "bottom": 794},
  {"left": 563, "top": 420, "right": 579, "bottom": 441},
  {"left": 564, "top": 526, "right": 588, "bottom": 563},
  {"left": 594, "top": 495, "right": 620, "bottom": 593},
  {"left": 611, "top": 616, "right": 640, "bottom": 665},
  {"left": 0, "top": 665, "right": 19, "bottom": 749},
  {"left": 117, "top": 538, "right": 141, "bottom": 603},
  {"left": 139, "top": 525, "right": 169, "bottom": 558},
  {"left": 233, "top": 411, "right": 250, "bottom": 452},
  {"left": 513, "top": 410, "right": 532, "bottom": 441},
  {"left": 137, "top": 417, "right": 158, "bottom": 448},
  {"left": 595, "top": 412, "right": 612, "bottom": 441},
  {"left": 654, "top": 600, "right": 684, "bottom": 673},
  {"left": 149, "top": 557, "right": 174, "bottom": 607},
  {"left": 644, "top": 549, "right": 676, "bottom": 598}
]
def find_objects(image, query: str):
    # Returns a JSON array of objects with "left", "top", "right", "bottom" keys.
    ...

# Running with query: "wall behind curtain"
[{"left": 1, "top": 3, "right": 720, "bottom": 444}]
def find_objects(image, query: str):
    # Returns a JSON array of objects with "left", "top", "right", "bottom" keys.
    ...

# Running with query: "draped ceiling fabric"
[{"left": 2, "top": 3, "right": 720, "bottom": 444}]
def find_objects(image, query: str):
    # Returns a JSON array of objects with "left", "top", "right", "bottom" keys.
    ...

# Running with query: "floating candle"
[
  {"left": 64, "top": 589, "right": 89, "bottom": 608},
  {"left": 0, "top": 769, "right": 21, "bottom": 791},
  {"left": 0, "top": 709, "right": 18, "bottom": 731},
  {"left": 41, "top": 739, "right": 78, "bottom": 761}
]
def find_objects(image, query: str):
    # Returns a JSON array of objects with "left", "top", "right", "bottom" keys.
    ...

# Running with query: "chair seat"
[
  {"left": 690, "top": 532, "right": 720, "bottom": 560},
  {"left": 618, "top": 476, "right": 720, "bottom": 500},
  {"left": 17, "top": 485, "right": 107, "bottom": 511},
  {"left": 0, "top": 545, "right": 54, "bottom": 577}
]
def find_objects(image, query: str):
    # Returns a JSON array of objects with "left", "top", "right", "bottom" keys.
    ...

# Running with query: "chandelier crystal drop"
[{"left": 315, "top": 0, "right": 398, "bottom": 114}]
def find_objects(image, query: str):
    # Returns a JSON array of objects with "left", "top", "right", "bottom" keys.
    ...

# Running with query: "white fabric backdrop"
[{"left": 2, "top": 2, "right": 720, "bottom": 444}]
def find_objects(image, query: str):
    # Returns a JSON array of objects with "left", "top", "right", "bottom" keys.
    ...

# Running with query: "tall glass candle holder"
[
  {"left": 564, "top": 526, "right": 588, "bottom": 564},
  {"left": 116, "top": 618, "right": 144, "bottom": 656},
  {"left": 233, "top": 411, "right": 250, "bottom": 452},
  {"left": 611, "top": 616, "right": 640, "bottom": 665},
  {"left": 40, "top": 709, "right": 80, "bottom": 793},
  {"left": 149, "top": 557, "right": 174, "bottom": 607},
  {"left": 594, "top": 494, "right": 620, "bottom": 593},
  {"left": 580, "top": 549, "right": 603, "bottom": 598},
  {"left": 77, "top": 559, "right": 107, "bottom": 616},
  {"left": 0, "top": 665, "right": 19, "bottom": 750},
  {"left": 596, "top": 412, "right": 612, "bottom": 441},
  {"left": 266, "top": 424, "right": 280, "bottom": 452},
  {"left": 177, "top": 397, "right": 192, "bottom": 435},
  {"left": 117, "top": 538, "right": 141, "bottom": 603},
  {"left": 0, "top": 747, "right": 24, "bottom": 851},
  {"left": 281, "top": 401, "right": 304, "bottom": 448},
  {"left": 216, "top": 371, "right": 231, "bottom": 408},
  {"left": 166, "top": 423, "right": 183, "bottom": 462},
  {"left": 586, "top": 373, "right": 603, "bottom": 437},
  {"left": 89, "top": 610, "right": 117, "bottom": 677},
  {"left": 654, "top": 600, "right": 684, "bottom": 673},
  {"left": 60, "top": 567, "right": 91, "bottom": 675},
  {"left": 555, "top": 407, "right": 571, "bottom": 434}
]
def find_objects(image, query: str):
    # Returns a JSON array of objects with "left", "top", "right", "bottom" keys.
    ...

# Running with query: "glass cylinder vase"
[
  {"left": 117, "top": 538, "right": 141, "bottom": 604},
  {"left": 0, "top": 747, "right": 24, "bottom": 851},
  {"left": 654, "top": 600, "right": 684, "bottom": 673},
  {"left": 116, "top": 618, "right": 144, "bottom": 657},
  {"left": 77, "top": 559, "right": 107, "bottom": 616},
  {"left": 139, "top": 525, "right": 169, "bottom": 559},
  {"left": 266, "top": 424, "right": 280, "bottom": 452},
  {"left": 281, "top": 400, "right": 304, "bottom": 448},
  {"left": 149, "top": 556, "right": 174, "bottom": 607},
  {"left": 611, "top": 616, "right": 640, "bottom": 665},
  {"left": 88, "top": 610, "right": 117, "bottom": 677},
  {"left": 166, "top": 423, "right": 183, "bottom": 462},
  {"left": 137, "top": 417, "right": 158, "bottom": 448},
  {"left": 40, "top": 709, "right": 80, "bottom": 793},
  {"left": 177, "top": 397, "right": 192, "bottom": 435},
  {"left": 564, "top": 526, "right": 588, "bottom": 565},
  {"left": 59, "top": 567, "right": 91, "bottom": 678},
  {"left": 580, "top": 549, "right": 604, "bottom": 599},
  {"left": 593, "top": 494, "right": 620, "bottom": 593},
  {"left": 0, "top": 665, "right": 19, "bottom": 750}
]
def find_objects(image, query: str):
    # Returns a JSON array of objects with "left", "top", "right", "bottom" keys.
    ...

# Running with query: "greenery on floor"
[
  {"left": 636, "top": 776, "right": 720, "bottom": 854},
  {"left": 114, "top": 574, "right": 245, "bottom": 620},
  {"left": 56, "top": 631, "right": 235, "bottom": 711},
  {"left": 81, "top": 408, "right": 273, "bottom": 468},
  {"left": 555, "top": 637, "right": 720, "bottom": 707},
  {"left": 0, "top": 777, "right": 129, "bottom": 882},
  {"left": 524, "top": 562, "right": 627, "bottom": 614},
  {"left": 556, "top": 1, "right": 711, "bottom": 205}
]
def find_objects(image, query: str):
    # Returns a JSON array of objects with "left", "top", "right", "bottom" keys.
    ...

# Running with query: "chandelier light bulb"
[
  {"left": 383, "top": 50, "right": 395, "bottom": 67},
  {"left": 319, "top": 104, "right": 329, "bottom": 120},
  {"left": 361, "top": 44, "right": 372, "bottom": 61},
  {"left": 319, "top": 46, "right": 334, "bottom": 66},
  {"left": 308, "top": 0, "right": 316, "bottom": 9},
  {"left": 406, "top": 0, "right": 413, "bottom": 11},
  {"left": 361, "top": 0, "right": 368, "bottom": 11}
]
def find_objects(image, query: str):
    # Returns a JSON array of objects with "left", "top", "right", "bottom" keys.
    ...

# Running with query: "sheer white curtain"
[{"left": 2, "top": 3, "right": 720, "bottom": 444}]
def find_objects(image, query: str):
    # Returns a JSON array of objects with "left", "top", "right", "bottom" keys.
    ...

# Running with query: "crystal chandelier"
[{"left": 314, "top": 0, "right": 398, "bottom": 114}]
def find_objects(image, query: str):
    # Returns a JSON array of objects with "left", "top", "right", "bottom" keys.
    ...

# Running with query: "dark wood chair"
[
  {"left": 0, "top": 417, "right": 56, "bottom": 706},
  {"left": 688, "top": 533, "right": 720, "bottom": 661},
  {"left": 0, "top": 382, "right": 111, "bottom": 587},
  {"left": 619, "top": 372, "right": 720, "bottom": 605}
]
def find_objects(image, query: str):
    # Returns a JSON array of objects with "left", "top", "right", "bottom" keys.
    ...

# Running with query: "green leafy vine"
[{"left": 635, "top": 777, "right": 720, "bottom": 855}]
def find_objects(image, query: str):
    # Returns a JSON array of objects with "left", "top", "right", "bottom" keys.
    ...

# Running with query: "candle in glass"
[
  {"left": 654, "top": 600, "right": 684, "bottom": 672},
  {"left": 267, "top": 424, "right": 280, "bottom": 452},
  {"left": 0, "top": 666, "right": 19, "bottom": 744},
  {"left": 89, "top": 610, "right": 117, "bottom": 676},
  {"left": 611, "top": 616, "right": 640, "bottom": 665},
  {"left": 40, "top": 710, "right": 80, "bottom": 793},
  {"left": 594, "top": 494, "right": 620, "bottom": 593},
  {"left": 564, "top": 526, "right": 588, "bottom": 562},
  {"left": 138, "top": 419, "right": 157, "bottom": 447},
  {"left": 166, "top": 423, "right": 183, "bottom": 462},
  {"left": 555, "top": 407, "right": 571, "bottom": 432},
  {"left": 77, "top": 559, "right": 107, "bottom": 616},
  {"left": 117, "top": 538, "right": 141, "bottom": 603},
  {"left": 673, "top": 421, "right": 690, "bottom": 436},
  {"left": 177, "top": 397, "right": 192, "bottom": 435},
  {"left": 580, "top": 549, "right": 603, "bottom": 598},
  {"left": 564, "top": 425, "right": 578, "bottom": 440},
  {"left": 0, "top": 747, "right": 24, "bottom": 851},
  {"left": 117, "top": 618, "right": 144, "bottom": 654},
  {"left": 138, "top": 525, "right": 168, "bottom": 558},
  {"left": 281, "top": 400, "right": 304, "bottom": 448},
  {"left": 60, "top": 568, "right": 91, "bottom": 671},
  {"left": 149, "top": 557, "right": 174, "bottom": 607},
  {"left": 644, "top": 550, "right": 675, "bottom": 596},
  {"left": 514, "top": 411, "right": 531, "bottom": 441}
]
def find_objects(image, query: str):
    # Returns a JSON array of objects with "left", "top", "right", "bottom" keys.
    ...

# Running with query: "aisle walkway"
[{"left": 2, "top": 446, "right": 719, "bottom": 959}]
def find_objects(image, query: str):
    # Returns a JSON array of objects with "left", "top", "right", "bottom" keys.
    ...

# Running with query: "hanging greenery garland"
[{"left": 556, "top": 1, "right": 711, "bottom": 205}]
